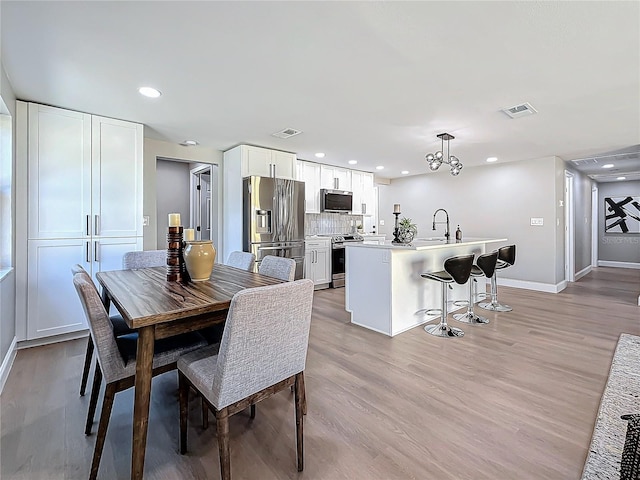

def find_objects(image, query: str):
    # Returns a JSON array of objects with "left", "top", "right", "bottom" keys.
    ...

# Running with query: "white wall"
[
  {"left": 143, "top": 138, "right": 222, "bottom": 250},
  {"left": 378, "top": 156, "right": 565, "bottom": 288},
  {"left": 598, "top": 180, "right": 640, "bottom": 265}
]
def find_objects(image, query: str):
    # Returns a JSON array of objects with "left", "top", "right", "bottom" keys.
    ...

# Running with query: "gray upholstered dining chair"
[
  {"left": 122, "top": 249, "right": 166, "bottom": 269},
  {"left": 226, "top": 251, "right": 256, "bottom": 271},
  {"left": 73, "top": 273, "right": 207, "bottom": 480},
  {"left": 177, "top": 279, "right": 314, "bottom": 480},
  {"left": 258, "top": 255, "right": 296, "bottom": 281},
  {"left": 72, "top": 264, "right": 134, "bottom": 396}
]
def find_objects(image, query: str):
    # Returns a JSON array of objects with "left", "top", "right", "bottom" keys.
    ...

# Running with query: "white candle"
[
  {"left": 168, "top": 213, "right": 181, "bottom": 227},
  {"left": 393, "top": 204, "right": 401, "bottom": 214},
  {"left": 184, "top": 228, "right": 195, "bottom": 241}
]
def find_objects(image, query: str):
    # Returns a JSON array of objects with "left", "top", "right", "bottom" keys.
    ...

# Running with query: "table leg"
[
  {"left": 100, "top": 287, "right": 111, "bottom": 311},
  {"left": 131, "top": 325, "right": 154, "bottom": 480}
]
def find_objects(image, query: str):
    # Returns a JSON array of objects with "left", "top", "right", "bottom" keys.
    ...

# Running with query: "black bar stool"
[
  {"left": 453, "top": 251, "right": 498, "bottom": 324},
  {"left": 421, "top": 254, "right": 474, "bottom": 338},
  {"left": 479, "top": 244, "right": 516, "bottom": 312}
]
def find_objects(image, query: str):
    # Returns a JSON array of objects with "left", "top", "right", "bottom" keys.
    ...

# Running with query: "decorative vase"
[
  {"left": 397, "top": 228, "right": 415, "bottom": 244},
  {"left": 183, "top": 241, "right": 216, "bottom": 282}
]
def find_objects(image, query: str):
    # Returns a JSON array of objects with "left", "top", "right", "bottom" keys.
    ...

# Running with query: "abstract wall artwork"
[{"left": 605, "top": 196, "right": 640, "bottom": 234}]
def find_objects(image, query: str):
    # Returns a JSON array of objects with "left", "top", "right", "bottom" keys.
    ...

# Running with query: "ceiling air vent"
[
  {"left": 501, "top": 102, "right": 537, "bottom": 119},
  {"left": 272, "top": 128, "right": 302, "bottom": 139}
]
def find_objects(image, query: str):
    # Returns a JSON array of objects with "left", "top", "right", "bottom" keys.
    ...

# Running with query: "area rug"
[{"left": 582, "top": 333, "right": 640, "bottom": 479}]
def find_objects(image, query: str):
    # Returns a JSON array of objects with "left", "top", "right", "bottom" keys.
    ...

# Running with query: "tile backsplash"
[{"left": 305, "top": 213, "right": 364, "bottom": 236}]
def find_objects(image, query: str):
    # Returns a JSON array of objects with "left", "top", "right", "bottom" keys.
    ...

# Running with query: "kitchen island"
[{"left": 345, "top": 238, "right": 507, "bottom": 336}]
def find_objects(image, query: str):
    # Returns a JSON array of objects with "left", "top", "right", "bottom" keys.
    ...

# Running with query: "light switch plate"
[
  {"left": 379, "top": 219, "right": 385, "bottom": 226},
  {"left": 530, "top": 217, "right": 544, "bottom": 226},
  {"left": 143, "top": 215, "right": 150, "bottom": 226}
]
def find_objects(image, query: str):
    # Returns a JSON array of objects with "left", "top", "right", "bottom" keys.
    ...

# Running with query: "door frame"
[
  {"left": 591, "top": 184, "right": 598, "bottom": 267},
  {"left": 564, "top": 171, "right": 575, "bottom": 282},
  {"left": 189, "top": 164, "right": 212, "bottom": 241}
]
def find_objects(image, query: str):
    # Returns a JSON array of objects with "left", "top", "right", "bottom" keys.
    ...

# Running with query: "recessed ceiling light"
[
  {"left": 602, "top": 164, "right": 614, "bottom": 169},
  {"left": 315, "top": 153, "right": 325, "bottom": 158},
  {"left": 376, "top": 166, "right": 384, "bottom": 170},
  {"left": 348, "top": 160, "right": 358, "bottom": 165},
  {"left": 180, "top": 140, "right": 199, "bottom": 147},
  {"left": 617, "top": 176, "right": 626, "bottom": 180},
  {"left": 486, "top": 157, "right": 498, "bottom": 163},
  {"left": 401, "top": 170, "right": 409, "bottom": 175},
  {"left": 138, "top": 86, "right": 162, "bottom": 98}
]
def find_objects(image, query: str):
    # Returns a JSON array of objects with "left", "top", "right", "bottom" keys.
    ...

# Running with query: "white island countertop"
[
  {"left": 345, "top": 237, "right": 507, "bottom": 336},
  {"left": 346, "top": 237, "right": 505, "bottom": 250}
]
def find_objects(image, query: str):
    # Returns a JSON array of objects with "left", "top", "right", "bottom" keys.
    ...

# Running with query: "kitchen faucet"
[{"left": 432, "top": 208, "right": 450, "bottom": 242}]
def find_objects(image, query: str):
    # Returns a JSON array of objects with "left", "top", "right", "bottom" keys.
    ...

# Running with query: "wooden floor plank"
[{"left": 1, "top": 266, "right": 639, "bottom": 479}]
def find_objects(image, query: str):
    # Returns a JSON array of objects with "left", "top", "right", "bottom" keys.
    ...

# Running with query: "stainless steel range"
[{"left": 320, "top": 233, "right": 364, "bottom": 288}]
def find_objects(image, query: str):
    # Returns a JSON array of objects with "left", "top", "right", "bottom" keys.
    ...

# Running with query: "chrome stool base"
[
  {"left": 452, "top": 311, "right": 489, "bottom": 324},
  {"left": 478, "top": 300, "right": 512, "bottom": 312},
  {"left": 424, "top": 322, "right": 465, "bottom": 338}
]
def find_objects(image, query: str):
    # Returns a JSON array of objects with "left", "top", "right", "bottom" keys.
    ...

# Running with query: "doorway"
[
  {"left": 190, "top": 165, "right": 212, "bottom": 241},
  {"left": 565, "top": 171, "right": 575, "bottom": 282}
]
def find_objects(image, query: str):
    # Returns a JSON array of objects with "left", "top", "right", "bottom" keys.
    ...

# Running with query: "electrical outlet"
[
  {"left": 143, "top": 215, "right": 150, "bottom": 226},
  {"left": 530, "top": 217, "right": 544, "bottom": 226}
]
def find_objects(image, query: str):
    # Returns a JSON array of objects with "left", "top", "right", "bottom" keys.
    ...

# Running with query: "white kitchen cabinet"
[
  {"left": 351, "top": 171, "right": 374, "bottom": 215},
  {"left": 91, "top": 115, "right": 144, "bottom": 238},
  {"left": 26, "top": 236, "right": 142, "bottom": 339},
  {"left": 320, "top": 165, "right": 351, "bottom": 191},
  {"left": 296, "top": 160, "right": 322, "bottom": 213},
  {"left": 230, "top": 144, "right": 297, "bottom": 180},
  {"left": 18, "top": 102, "right": 144, "bottom": 341},
  {"left": 304, "top": 238, "right": 331, "bottom": 288}
]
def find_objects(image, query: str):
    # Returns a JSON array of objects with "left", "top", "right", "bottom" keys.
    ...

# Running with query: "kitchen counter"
[{"left": 344, "top": 237, "right": 507, "bottom": 336}]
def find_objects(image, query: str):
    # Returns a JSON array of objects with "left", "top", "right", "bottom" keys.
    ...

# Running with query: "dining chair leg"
[
  {"left": 80, "top": 337, "right": 94, "bottom": 396},
  {"left": 294, "top": 372, "right": 305, "bottom": 472},
  {"left": 202, "top": 397, "right": 209, "bottom": 430},
  {"left": 85, "top": 361, "right": 102, "bottom": 435},
  {"left": 216, "top": 408, "right": 231, "bottom": 480},
  {"left": 300, "top": 372, "right": 307, "bottom": 416},
  {"left": 89, "top": 383, "right": 116, "bottom": 480},
  {"left": 178, "top": 373, "right": 189, "bottom": 454}
]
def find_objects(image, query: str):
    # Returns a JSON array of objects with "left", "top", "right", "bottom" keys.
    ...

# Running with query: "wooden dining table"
[{"left": 96, "top": 264, "right": 284, "bottom": 480}]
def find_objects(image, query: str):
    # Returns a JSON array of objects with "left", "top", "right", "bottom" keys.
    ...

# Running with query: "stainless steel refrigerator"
[{"left": 243, "top": 176, "right": 305, "bottom": 279}]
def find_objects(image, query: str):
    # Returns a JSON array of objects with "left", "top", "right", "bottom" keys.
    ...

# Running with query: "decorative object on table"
[
  {"left": 425, "top": 133, "right": 463, "bottom": 176},
  {"left": 183, "top": 240, "right": 216, "bottom": 282},
  {"left": 184, "top": 228, "right": 195, "bottom": 241},
  {"left": 166, "top": 225, "right": 184, "bottom": 281},
  {"left": 391, "top": 204, "right": 402, "bottom": 244},
  {"left": 620, "top": 413, "right": 640, "bottom": 480},
  {"left": 455, "top": 225, "right": 462, "bottom": 242},
  {"left": 396, "top": 217, "right": 417, "bottom": 244},
  {"left": 605, "top": 196, "right": 640, "bottom": 234},
  {"left": 356, "top": 224, "right": 363, "bottom": 233}
]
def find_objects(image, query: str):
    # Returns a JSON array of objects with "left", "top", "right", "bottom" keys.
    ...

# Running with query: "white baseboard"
[
  {"left": 498, "top": 278, "right": 567, "bottom": 294},
  {"left": 575, "top": 265, "right": 593, "bottom": 281},
  {"left": 0, "top": 336, "right": 17, "bottom": 396},
  {"left": 598, "top": 260, "right": 640, "bottom": 270},
  {"left": 17, "top": 329, "right": 89, "bottom": 350}
]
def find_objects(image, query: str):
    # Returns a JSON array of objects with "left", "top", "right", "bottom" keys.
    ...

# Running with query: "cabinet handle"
[
  {"left": 315, "top": 250, "right": 317, "bottom": 263},
  {"left": 94, "top": 241, "right": 99, "bottom": 262},
  {"left": 273, "top": 164, "right": 276, "bottom": 178},
  {"left": 86, "top": 215, "right": 90, "bottom": 236},
  {"left": 362, "top": 203, "right": 366, "bottom": 214},
  {"left": 94, "top": 215, "right": 100, "bottom": 236},
  {"left": 86, "top": 241, "right": 91, "bottom": 263},
  {"left": 334, "top": 177, "right": 338, "bottom": 189}
]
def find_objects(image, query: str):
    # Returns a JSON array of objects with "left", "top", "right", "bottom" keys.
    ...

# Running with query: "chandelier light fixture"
[{"left": 426, "top": 133, "right": 463, "bottom": 176}]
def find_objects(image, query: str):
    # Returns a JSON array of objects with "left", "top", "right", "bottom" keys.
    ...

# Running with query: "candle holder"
[
  {"left": 166, "top": 226, "right": 184, "bottom": 281},
  {"left": 392, "top": 212, "right": 402, "bottom": 245}
]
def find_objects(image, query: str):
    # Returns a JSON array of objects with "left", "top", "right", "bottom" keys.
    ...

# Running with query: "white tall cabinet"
[{"left": 17, "top": 102, "right": 143, "bottom": 341}]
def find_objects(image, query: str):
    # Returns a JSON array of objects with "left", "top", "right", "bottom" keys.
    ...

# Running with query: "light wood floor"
[{"left": 2, "top": 267, "right": 639, "bottom": 479}]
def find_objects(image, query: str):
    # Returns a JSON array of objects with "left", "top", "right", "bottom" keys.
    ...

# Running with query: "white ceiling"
[{"left": 2, "top": 1, "right": 639, "bottom": 181}]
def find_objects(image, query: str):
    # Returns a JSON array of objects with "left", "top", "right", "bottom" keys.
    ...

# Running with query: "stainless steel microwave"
[{"left": 320, "top": 189, "right": 353, "bottom": 213}]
